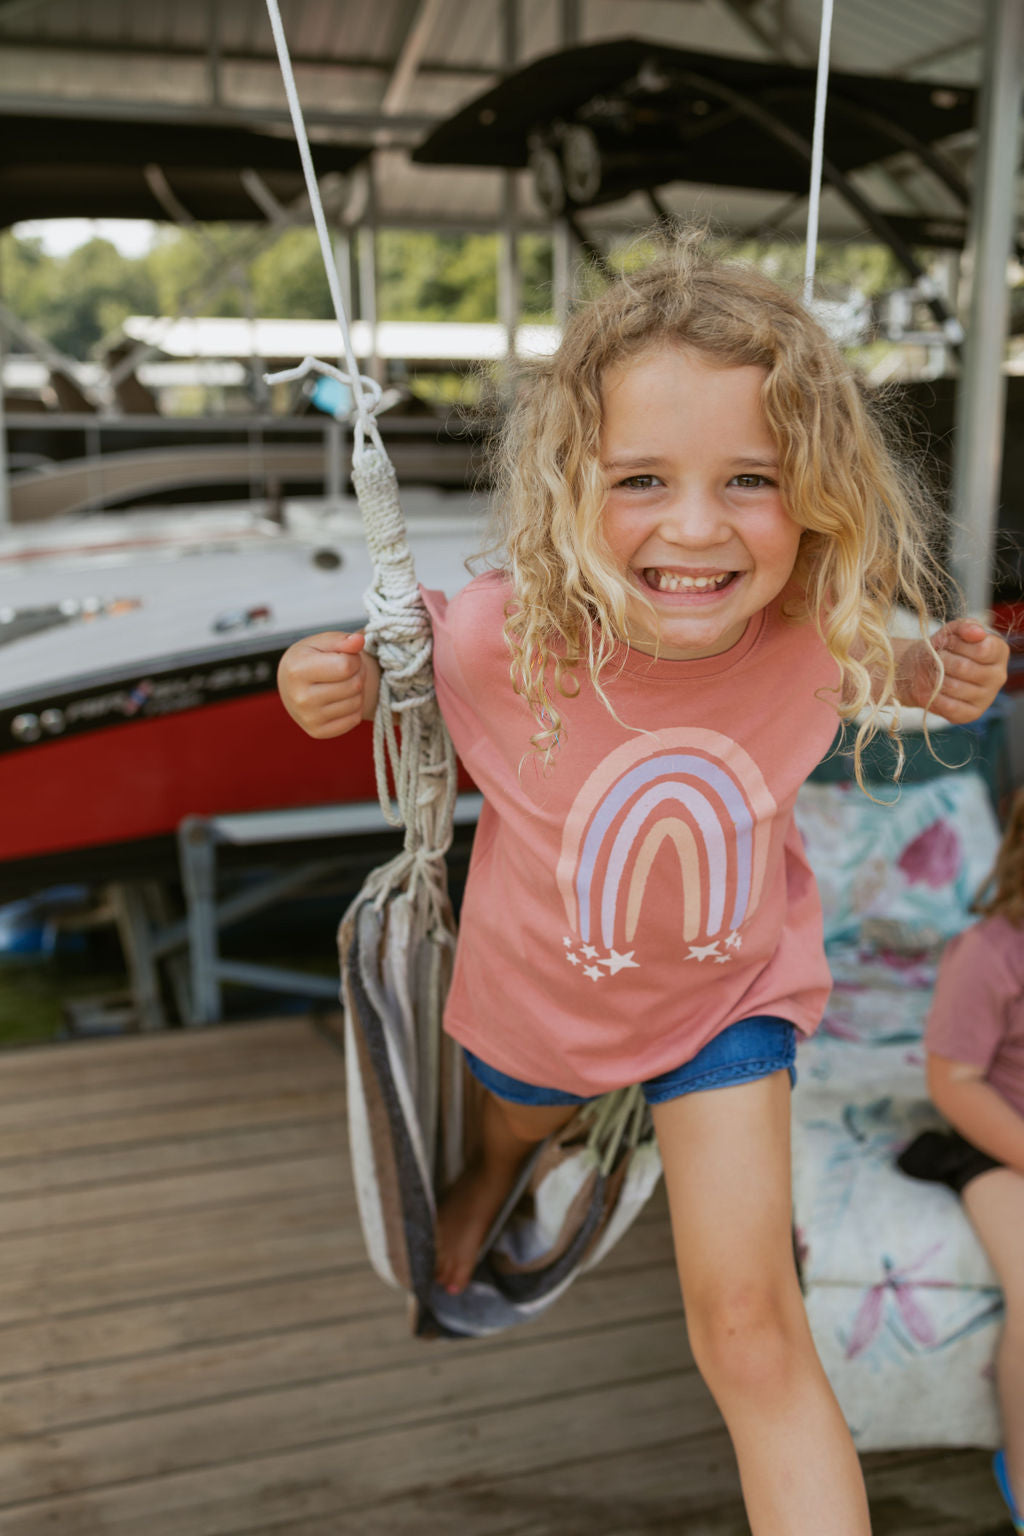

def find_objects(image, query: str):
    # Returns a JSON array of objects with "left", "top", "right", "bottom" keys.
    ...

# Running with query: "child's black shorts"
[{"left": 896, "top": 1128, "right": 1004, "bottom": 1195}]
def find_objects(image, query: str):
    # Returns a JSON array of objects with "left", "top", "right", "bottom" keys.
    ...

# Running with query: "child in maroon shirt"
[{"left": 899, "top": 790, "right": 1024, "bottom": 1531}]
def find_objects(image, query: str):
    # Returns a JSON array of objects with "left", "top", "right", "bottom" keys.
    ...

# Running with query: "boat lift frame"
[{"left": 106, "top": 793, "right": 481, "bottom": 1031}]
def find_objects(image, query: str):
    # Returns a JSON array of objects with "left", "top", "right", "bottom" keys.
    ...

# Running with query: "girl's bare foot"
[
  {"left": 434, "top": 1091, "right": 577, "bottom": 1295},
  {"left": 435, "top": 1157, "right": 516, "bottom": 1294}
]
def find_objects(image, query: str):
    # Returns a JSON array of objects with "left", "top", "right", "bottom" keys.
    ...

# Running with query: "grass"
[
  {"left": 0, "top": 956, "right": 131, "bottom": 1047},
  {"left": 0, "top": 933, "right": 342, "bottom": 1047}
]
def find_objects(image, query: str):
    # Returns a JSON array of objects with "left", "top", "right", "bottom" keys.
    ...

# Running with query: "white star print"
[
  {"left": 687, "top": 942, "right": 721, "bottom": 962},
  {"left": 714, "top": 953, "right": 732, "bottom": 964},
  {"left": 583, "top": 965, "right": 603, "bottom": 981},
  {"left": 566, "top": 951, "right": 581, "bottom": 966},
  {"left": 599, "top": 948, "right": 640, "bottom": 975},
  {"left": 581, "top": 944, "right": 599, "bottom": 960},
  {"left": 725, "top": 930, "right": 742, "bottom": 950},
  {"left": 562, "top": 936, "right": 573, "bottom": 947}
]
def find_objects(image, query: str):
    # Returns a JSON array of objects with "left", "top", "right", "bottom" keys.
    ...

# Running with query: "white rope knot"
[{"left": 262, "top": 356, "right": 386, "bottom": 451}]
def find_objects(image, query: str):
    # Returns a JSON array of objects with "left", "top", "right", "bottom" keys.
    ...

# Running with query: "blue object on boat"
[
  {"left": 309, "top": 375, "right": 352, "bottom": 418},
  {"left": 0, "top": 886, "right": 89, "bottom": 958}
]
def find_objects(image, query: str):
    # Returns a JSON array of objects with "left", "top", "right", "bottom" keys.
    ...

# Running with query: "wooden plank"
[
  {"left": 0, "top": 1236, "right": 679, "bottom": 1379},
  {"left": 0, "top": 1118, "right": 346, "bottom": 1199},
  {"left": 0, "top": 1189, "right": 672, "bottom": 1321},
  {"left": 0, "top": 1019, "right": 338, "bottom": 1097},
  {"left": 0, "top": 1138, "right": 669, "bottom": 1238},
  {"left": 0, "top": 1313, "right": 704, "bottom": 1504},
  {"left": 0, "top": 1372, "right": 717, "bottom": 1534},
  {"left": 0, "top": 1268, "right": 381, "bottom": 1380},
  {"left": 0, "top": 1058, "right": 342, "bottom": 1131},
  {"left": 0, "top": 1189, "right": 356, "bottom": 1326},
  {"left": 0, "top": 1151, "right": 351, "bottom": 1238},
  {"left": 243, "top": 1442, "right": 1005, "bottom": 1536},
  {"left": 0, "top": 1084, "right": 346, "bottom": 1160},
  {"left": 2, "top": 1262, "right": 690, "bottom": 1430},
  {"left": 0, "top": 1413, "right": 1002, "bottom": 1536},
  {"left": 862, "top": 1449, "right": 1008, "bottom": 1536},
  {"left": 233, "top": 1431, "right": 746, "bottom": 1536}
]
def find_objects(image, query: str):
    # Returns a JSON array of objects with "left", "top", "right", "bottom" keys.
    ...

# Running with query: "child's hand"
[
  {"left": 900, "top": 619, "right": 1009, "bottom": 723},
  {"left": 276, "top": 630, "right": 380, "bottom": 739}
]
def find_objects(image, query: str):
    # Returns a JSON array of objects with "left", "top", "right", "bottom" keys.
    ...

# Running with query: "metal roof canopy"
[
  {"left": 0, "top": 0, "right": 989, "bottom": 232},
  {"left": 413, "top": 38, "right": 977, "bottom": 189},
  {"left": 412, "top": 38, "right": 984, "bottom": 349},
  {"left": 0, "top": 113, "right": 369, "bottom": 226},
  {"left": 951, "top": 0, "right": 1023, "bottom": 614}
]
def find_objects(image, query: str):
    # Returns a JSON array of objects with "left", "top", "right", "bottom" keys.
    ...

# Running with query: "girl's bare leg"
[
  {"left": 962, "top": 1166, "right": 1024, "bottom": 1514},
  {"left": 436, "top": 1091, "right": 577, "bottom": 1294},
  {"left": 652, "top": 1072, "right": 871, "bottom": 1536}
]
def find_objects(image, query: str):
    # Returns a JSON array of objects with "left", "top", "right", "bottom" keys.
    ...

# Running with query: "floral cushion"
[
  {"left": 805, "top": 1284, "right": 1001, "bottom": 1450},
  {"left": 795, "top": 771, "right": 1001, "bottom": 947},
  {"left": 790, "top": 769, "right": 1004, "bottom": 1451}
]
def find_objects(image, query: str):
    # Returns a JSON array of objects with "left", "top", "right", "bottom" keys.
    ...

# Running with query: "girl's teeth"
[{"left": 648, "top": 570, "right": 730, "bottom": 592}]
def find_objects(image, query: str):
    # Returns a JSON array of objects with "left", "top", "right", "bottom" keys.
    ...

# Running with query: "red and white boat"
[{"left": 0, "top": 493, "right": 481, "bottom": 895}]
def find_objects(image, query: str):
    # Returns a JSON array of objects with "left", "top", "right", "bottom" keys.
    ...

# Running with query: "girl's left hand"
[{"left": 901, "top": 618, "right": 1010, "bottom": 723}]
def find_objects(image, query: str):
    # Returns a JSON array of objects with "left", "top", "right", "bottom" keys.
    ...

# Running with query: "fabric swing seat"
[{"left": 341, "top": 875, "right": 662, "bottom": 1337}]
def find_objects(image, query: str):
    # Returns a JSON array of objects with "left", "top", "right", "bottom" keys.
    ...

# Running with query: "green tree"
[
  {"left": 143, "top": 226, "right": 257, "bottom": 322},
  {"left": 376, "top": 230, "right": 498, "bottom": 320},
  {"left": 249, "top": 227, "right": 333, "bottom": 317},
  {"left": 1, "top": 233, "right": 158, "bottom": 357}
]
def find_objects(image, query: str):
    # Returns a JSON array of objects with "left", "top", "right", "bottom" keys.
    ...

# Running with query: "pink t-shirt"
[
  {"left": 422, "top": 572, "right": 840, "bottom": 1096},
  {"left": 926, "top": 915, "right": 1024, "bottom": 1118}
]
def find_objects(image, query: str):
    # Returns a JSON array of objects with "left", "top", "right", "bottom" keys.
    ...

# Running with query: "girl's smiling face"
[{"left": 599, "top": 345, "right": 803, "bottom": 660}]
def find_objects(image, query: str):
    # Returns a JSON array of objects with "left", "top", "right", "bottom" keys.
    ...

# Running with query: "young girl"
[
  {"left": 898, "top": 791, "right": 1024, "bottom": 1534},
  {"left": 278, "top": 237, "right": 1008, "bottom": 1536}
]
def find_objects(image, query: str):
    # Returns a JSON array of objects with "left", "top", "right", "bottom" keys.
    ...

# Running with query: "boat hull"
[{"left": 0, "top": 501, "right": 481, "bottom": 894}]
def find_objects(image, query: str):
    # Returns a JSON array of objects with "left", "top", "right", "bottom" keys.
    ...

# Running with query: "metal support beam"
[
  {"left": 499, "top": 0, "right": 521, "bottom": 358},
  {"left": 0, "top": 90, "right": 436, "bottom": 138},
  {"left": 207, "top": 0, "right": 223, "bottom": 108},
  {"left": 552, "top": 0, "right": 582, "bottom": 316},
  {"left": 713, "top": 0, "right": 810, "bottom": 63},
  {"left": 357, "top": 166, "right": 383, "bottom": 386},
  {"left": 950, "top": 0, "right": 1024, "bottom": 615},
  {"left": 0, "top": 344, "right": 9, "bottom": 528},
  {"left": 559, "top": 0, "right": 580, "bottom": 39},
  {"left": 0, "top": 262, "right": 8, "bottom": 525},
  {"left": 380, "top": 0, "right": 447, "bottom": 114}
]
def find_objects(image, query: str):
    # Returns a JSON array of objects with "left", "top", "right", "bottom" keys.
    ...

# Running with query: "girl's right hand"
[{"left": 276, "top": 631, "right": 381, "bottom": 739}]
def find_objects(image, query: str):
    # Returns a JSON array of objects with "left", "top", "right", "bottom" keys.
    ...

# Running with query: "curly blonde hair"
[
  {"left": 488, "top": 230, "right": 947, "bottom": 780},
  {"left": 972, "top": 788, "right": 1024, "bottom": 927}
]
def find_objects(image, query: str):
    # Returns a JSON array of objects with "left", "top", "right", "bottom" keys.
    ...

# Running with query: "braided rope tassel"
[{"left": 351, "top": 445, "right": 458, "bottom": 914}]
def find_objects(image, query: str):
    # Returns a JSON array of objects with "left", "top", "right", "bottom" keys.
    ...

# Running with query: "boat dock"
[{"left": 0, "top": 1015, "right": 1006, "bottom": 1535}]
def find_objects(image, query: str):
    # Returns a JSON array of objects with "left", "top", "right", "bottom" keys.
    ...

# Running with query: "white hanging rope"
[
  {"left": 262, "top": 0, "right": 383, "bottom": 454},
  {"left": 803, "top": 0, "right": 835, "bottom": 305},
  {"left": 261, "top": 0, "right": 456, "bottom": 862}
]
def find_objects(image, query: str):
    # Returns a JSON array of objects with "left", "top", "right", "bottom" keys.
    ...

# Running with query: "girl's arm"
[
  {"left": 926, "top": 1053, "right": 1024, "bottom": 1175},
  {"left": 277, "top": 631, "right": 381, "bottom": 739},
  {"left": 891, "top": 619, "right": 1009, "bottom": 724}
]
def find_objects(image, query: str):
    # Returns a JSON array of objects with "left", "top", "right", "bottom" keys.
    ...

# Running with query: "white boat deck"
[{"left": 0, "top": 499, "right": 483, "bottom": 705}]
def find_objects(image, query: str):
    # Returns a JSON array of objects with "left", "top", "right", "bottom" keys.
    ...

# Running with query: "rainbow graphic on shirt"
[{"left": 556, "top": 728, "right": 776, "bottom": 979}]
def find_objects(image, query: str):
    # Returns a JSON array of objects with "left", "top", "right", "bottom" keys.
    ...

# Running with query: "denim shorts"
[{"left": 463, "top": 1015, "right": 797, "bottom": 1108}]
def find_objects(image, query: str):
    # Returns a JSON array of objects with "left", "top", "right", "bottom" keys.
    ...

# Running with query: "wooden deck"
[{"left": 0, "top": 1016, "right": 1008, "bottom": 1535}]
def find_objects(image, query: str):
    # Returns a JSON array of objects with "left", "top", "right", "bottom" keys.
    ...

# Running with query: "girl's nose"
[{"left": 658, "top": 492, "right": 728, "bottom": 546}]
